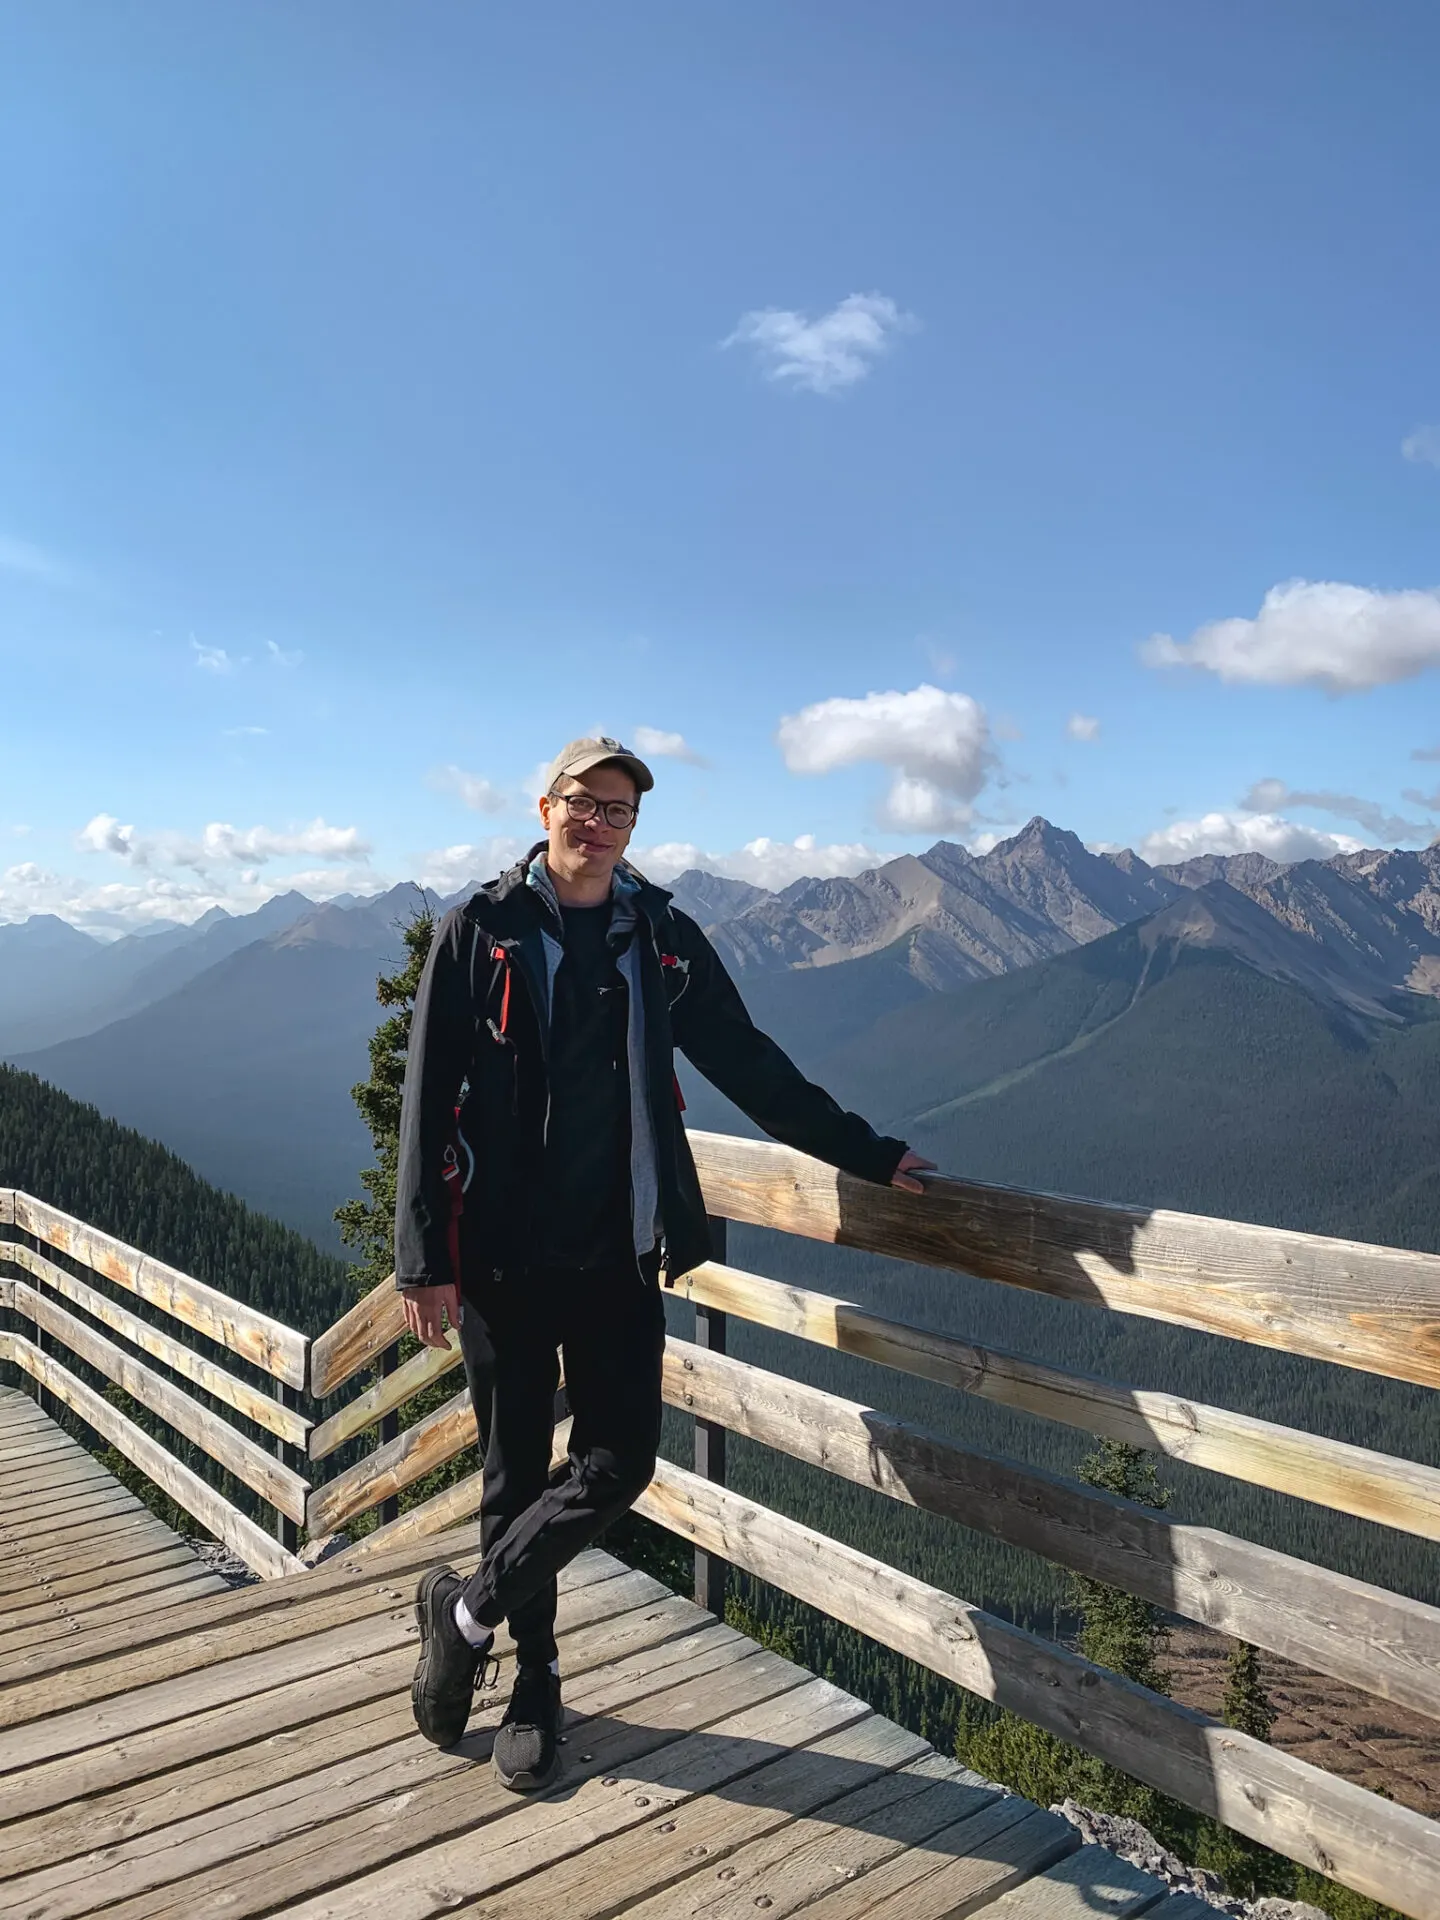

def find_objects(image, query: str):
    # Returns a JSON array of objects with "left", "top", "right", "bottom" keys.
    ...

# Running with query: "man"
[{"left": 396, "top": 734, "right": 933, "bottom": 1791}]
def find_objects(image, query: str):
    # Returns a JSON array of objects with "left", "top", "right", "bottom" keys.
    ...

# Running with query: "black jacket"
[{"left": 393, "top": 856, "right": 908, "bottom": 1290}]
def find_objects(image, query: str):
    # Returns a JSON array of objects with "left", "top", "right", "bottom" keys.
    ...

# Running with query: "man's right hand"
[{"left": 401, "top": 1282, "right": 461, "bottom": 1350}]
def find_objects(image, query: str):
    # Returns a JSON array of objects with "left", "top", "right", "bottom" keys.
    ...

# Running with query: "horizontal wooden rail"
[
  {"left": 305, "top": 1385, "right": 475, "bottom": 1536},
  {"left": 348, "top": 1418, "right": 573, "bottom": 1561},
  {"left": 9, "top": 1191, "right": 307, "bottom": 1387},
  {"left": 8, "top": 1279, "right": 309, "bottom": 1523},
  {"left": 1, "top": 1241, "right": 309, "bottom": 1448},
  {"left": 308, "top": 1329, "right": 463, "bottom": 1460},
  {"left": 663, "top": 1339, "right": 1440, "bottom": 1723},
  {"left": 309, "top": 1276, "right": 406, "bottom": 1400},
  {"left": 674, "top": 1258, "right": 1440, "bottom": 1542},
  {"left": 689, "top": 1132, "right": 1440, "bottom": 1390},
  {"left": 636, "top": 1455, "right": 1440, "bottom": 1920},
  {"left": 0, "top": 1331, "right": 303, "bottom": 1581}
]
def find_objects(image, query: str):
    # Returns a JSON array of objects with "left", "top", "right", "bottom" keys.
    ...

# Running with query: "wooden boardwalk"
[
  {"left": 0, "top": 1395, "right": 1196, "bottom": 1920},
  {"left": 0, "top": 1387, "right": 230, "bottom": 1660}
]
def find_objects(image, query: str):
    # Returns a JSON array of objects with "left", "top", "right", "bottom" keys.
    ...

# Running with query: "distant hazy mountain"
[
  {"left": 704, "top": 818, "right": 1184, "bottom": 985},
  {"left": 11, "top": 822, "right": 1440, "bottom": 1250},
  {"left": 663, "top": 870, "right": 771, "bottom": 926}
]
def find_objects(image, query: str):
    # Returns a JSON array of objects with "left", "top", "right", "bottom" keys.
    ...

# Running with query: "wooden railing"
[
  {"left": 6, "top": 1140, "right": 1440, "bottom": 1914},
  {"left": 296, "top": 1135, "right": 1440, "bottom": 1919},
  {"left": 0, "top": 1189, "right": 310, "bottom": 1580}
]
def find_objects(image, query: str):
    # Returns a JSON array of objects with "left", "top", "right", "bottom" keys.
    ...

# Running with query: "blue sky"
[{"left": 2, "top": 0, "right": 1438, "bottom": 929}]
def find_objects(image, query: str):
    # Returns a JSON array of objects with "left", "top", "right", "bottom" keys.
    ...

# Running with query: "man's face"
[{"left": 539, "top": 763, "right": 639, "bottom": 884}]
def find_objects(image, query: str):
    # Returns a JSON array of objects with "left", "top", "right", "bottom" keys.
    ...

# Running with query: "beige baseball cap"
[{"left": 544, "top": 734, "right": 655, "bottom": 795}]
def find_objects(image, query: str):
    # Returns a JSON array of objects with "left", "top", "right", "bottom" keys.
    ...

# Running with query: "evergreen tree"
[
  {"left": 334, "top": 906, "right": 436, "bottom": 1299},
  {"left": 328, "top": 905, "right": 481, "bottom": 1530},
  {"left": 1222, "top": 1639, "right": 1277, "bottom": 1742},
  {"left": 958, "top": 1439, "right": 1186, "bottom": 1842},
  {"left": 1195, "top": 1641, "right": 1291, "bottom": 1897}
]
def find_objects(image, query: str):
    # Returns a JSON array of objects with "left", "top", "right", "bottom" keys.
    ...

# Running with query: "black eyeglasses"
[{"left": 549, "top": 789, "right": 639, "bottom": 830}]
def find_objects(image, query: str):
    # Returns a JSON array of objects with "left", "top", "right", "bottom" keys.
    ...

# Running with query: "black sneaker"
[
  {"left": 411, "top": 1566, "right": 497, "bottom": 1747},
  {"left": 492, "top": 1663, "right": 564, "bottom": 1792}
]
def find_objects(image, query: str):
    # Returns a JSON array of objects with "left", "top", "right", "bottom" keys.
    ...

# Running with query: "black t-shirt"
[{"left": 537, "top": 902, "right": 634, "bottom": 1268}]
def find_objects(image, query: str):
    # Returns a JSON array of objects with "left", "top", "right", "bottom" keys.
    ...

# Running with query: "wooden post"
[
  {"left": 693, "top": 1216, "right": 728, "bottom": 1619},
  {"left": 275, "top": 1383, "right": 301, "bottom": 1554},
  {"left": 378, "top": 1341, "right": 401, "bottom": 1527}
]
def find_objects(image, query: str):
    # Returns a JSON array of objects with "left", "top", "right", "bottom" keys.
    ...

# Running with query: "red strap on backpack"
[{"left": 490, "top": 945, "right": 513, "bottom": 1035}]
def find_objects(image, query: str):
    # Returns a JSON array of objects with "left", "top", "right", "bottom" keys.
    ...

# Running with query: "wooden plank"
[
  {"left": 0, "top": 1556, "right": 642, "bottom": 1824},
  {"left": 129, "top": 1639, "right": 811, "bottom": 1920},
  {"left": 0, "top": 1335, "right": 302, "bottom": 1583},
  {"left": 305, "top": 1385, "right": 477, "bottom": 1537},
  {"left": 675, "top": 1258, "right": 1440, "bottom": 1542},
  {"left": 664, "top": 1339, "right": 1440, "bottom": 1724},
  {"left": 338, "top": 1682, "right": 897, "bottom": 1920},
  {"left": 0, "top": 1597, "right": 740, "bottom": 1913},
  {"left": 0, "top": 1544, "right": 198, "bottom": 1613},
  {"left": 3, "top": 1242, "right": 309, "bottom": 1445},
  {"left": 636, "top": 1457, "right": 1440, "bottom": 1920},
  {"left": 308, "top": 1329, "right": 463, "bottom": 1459},
  {"left": 0, "top": 1571, "right": 225, "bottom": 1656},
  {"left": 0, "top": 1562, "right": 224, "bottom": 1646},
  {"left": 972, "top": 1840, "right": 1169, "bottom": 1918},
  {"left": 613, "top": 1753, "right": 999, "bottom": 1920},
  {"left": 0, "top": 1190, "right": 12, "bottom": 1227},
  {"left": 9, "top": 1193, "right": 308, "bottom": 1388},
  {"left": 454, "top": 1711, "right": 932, "bottom": 1920},
  {"left": 8, "top": 1282, "right": 309, "bottom": 1522},
  {"left": 309, "top": 1275, "right": 406, "bottom": 1399},
  {"left": 0, "top": 1522, "right": 194, "bottom": 1599},
  {"left": 0, "top": 1583, "right": 692, "bottom": 1870},
  {"left": 0, "top": 1518, "right": 489, "bottom": 1695},
  {"left": 0, "top": 1513, "right": 182, "bottom": 1591},
  {"left": 0, "top": 1480, "right": 144, "bottom": 1527},
  {"left": 799, "top": 1803, "right": 1078, "bottom": 1920},
  {"left": 687, "top": 1131, "right": 1440, "bottom": 1391}
]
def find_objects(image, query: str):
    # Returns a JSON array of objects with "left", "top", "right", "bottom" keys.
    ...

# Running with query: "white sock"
[
  {"left": 548, "top": 1657, "right": 560, "bottom": 1677},
  {"left": 452, "top": 1592, "right": 493, "bottom": 1650}
]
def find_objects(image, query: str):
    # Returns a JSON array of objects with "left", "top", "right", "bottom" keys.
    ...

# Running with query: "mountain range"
[{"left": 3, "top": 820, "right": 1439, "bottom": 1248}]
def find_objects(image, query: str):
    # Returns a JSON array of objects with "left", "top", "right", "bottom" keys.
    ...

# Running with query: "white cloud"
[
  {"left": 1, "top": 858, "right": 377, "bottom": 933},
  {"left": 1240, "top": 779, "right": 1428, "bottom": 844},
  {"left": 431, "top": 765, "right": 510, "bottom": 814},
  {"left": 1066, "top": 713, "right": 1101, "bottom": 742},
  {"left": 723, "top": 292, "right": 916, "bottom": 396},
  {"left": 632, "top": 726, "right": 707, "bottom": 767},
  {"left": 265, "top": 640, "right": 304, "bottom": 667},
  {"left": 192, "top": 640, "right": 241, "bottom": 675},
  {"left": 0, "top": 533, "right": 74, "bottom": 587},
  {"left": 1142, "top": 580, "right": 1440, "bottom": 693},
  {"left": 1138, "top": 811, "right": 1363, "bottom": 867},
  {"left": 1413, "top": 743, "right": 1440, "bottom": 763},
  {"left": 1402, "top": 425, "right": 1440, "bottom": 468},
  {"left": 223, "top": 725, "right": 270, "bottom": 738},
  {"left": 777, "top": 683, "right": 995, "bottom": 832},
  {"left": 635, "top": 835, "right": 883, "bottom": 891},
  {"left": 416, "top": 839, "right": 528, "bottom": 895},
  {"left": 77, "top": 814, "right": 141, "bottom": 859},
  {"left": 75, "top": 812, "right": 371, "bottom": 871}
]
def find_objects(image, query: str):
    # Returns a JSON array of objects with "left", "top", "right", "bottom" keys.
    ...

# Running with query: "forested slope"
[{"left": 0, "top": 1063, "right": 351, "bottom": 1336}]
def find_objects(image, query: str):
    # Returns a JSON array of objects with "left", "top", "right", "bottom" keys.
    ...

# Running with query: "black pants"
[{"left": 456, "top": 1251, "right": 666, "bottom": 1668}]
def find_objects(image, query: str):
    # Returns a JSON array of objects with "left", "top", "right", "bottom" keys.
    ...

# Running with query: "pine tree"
[
  {"left": 1196, "top": 1641, "right": 1291, "bottom": 1897},
  {"left": 958, "top": 1439, "right": 1184, "bottom": 1842},
  {"left": 1222, "top": 1640, "right": 1277, "bottom": 1742},
  {"left": 334, "top": 907, "right": 436, "bottom": 1299}
]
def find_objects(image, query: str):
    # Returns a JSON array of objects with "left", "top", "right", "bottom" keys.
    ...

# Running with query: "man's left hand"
[{"left": 891, "top": 1149, "right": 936, "bottom": 1195}]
